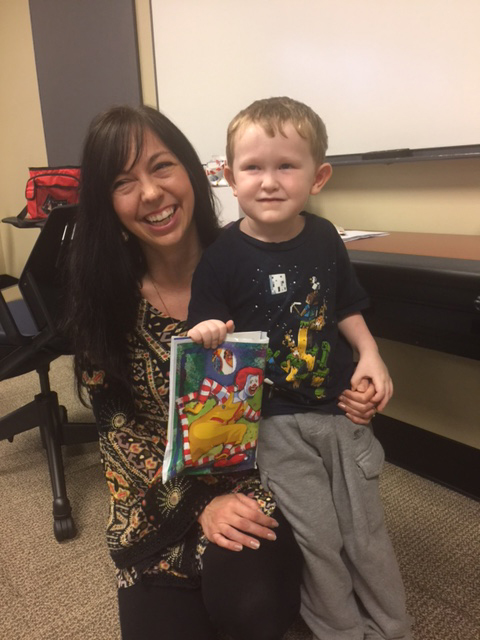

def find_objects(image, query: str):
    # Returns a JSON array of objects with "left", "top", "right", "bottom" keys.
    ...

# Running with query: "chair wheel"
[{"left": 54, "top": 516, "right": 77, "bottom": 541}]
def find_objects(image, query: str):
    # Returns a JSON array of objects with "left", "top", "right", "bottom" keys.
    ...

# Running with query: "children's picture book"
[{"left": 163, "top": 332, "right": 269, "bottom": 483}]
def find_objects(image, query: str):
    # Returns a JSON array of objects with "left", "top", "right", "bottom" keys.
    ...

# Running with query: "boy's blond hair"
[{"left": 226, "top": 96, "right": 328, "bottom": 167}]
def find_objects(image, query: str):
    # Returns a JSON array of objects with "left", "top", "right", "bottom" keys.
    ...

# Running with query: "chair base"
[{"left": 1, "top": 382, "right": 97, "bottom": 542}]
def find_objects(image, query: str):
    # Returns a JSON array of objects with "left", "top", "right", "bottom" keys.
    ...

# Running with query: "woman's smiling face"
[{"left": 112, "top": 128, "right": 196, "bottom": 254}]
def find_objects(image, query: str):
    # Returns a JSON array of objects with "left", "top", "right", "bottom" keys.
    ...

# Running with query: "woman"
[{"left": 65, "top": 105, "right": 376, "bottom": 640}]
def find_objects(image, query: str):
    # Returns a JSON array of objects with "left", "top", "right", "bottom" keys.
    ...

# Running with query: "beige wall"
[
  {"left": 310, "top": 159, "right": 480, "bottom": 235},
  {"left": 0, "top": 0, "right": 46, "bottom": 277},
  {"left": 2, "top": 2, "right": 479, "bottom": 449}
]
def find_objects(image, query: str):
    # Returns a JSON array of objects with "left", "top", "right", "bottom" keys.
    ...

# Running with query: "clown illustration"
[{"left": 183, "top": 366, "right": 264, "bottom": 468}]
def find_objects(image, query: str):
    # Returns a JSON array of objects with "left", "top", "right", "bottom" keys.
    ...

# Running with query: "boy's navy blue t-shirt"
[{"left": 188, "top": 212, "right": 369, "bottom": 416}]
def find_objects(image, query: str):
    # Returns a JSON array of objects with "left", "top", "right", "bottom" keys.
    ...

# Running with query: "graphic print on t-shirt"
[
  {"left": 269, "top": 273, "right": 288, "bottom": 294},
  {"left": 270, "top": 274, "right": 331, "bottom": 397}
]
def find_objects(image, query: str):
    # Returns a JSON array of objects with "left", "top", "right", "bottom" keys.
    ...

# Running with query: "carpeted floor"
[{"left": 1, "top": 356, "right": 479, "bottom": 639}]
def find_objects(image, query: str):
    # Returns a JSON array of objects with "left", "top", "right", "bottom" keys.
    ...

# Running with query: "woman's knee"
[
  {"left": 210, "top": 583, "right": 299, "bottom": 640},
  {"left": 118, "top": 581, "right": 217, "bottom": 640},
  {"left": 202, "top": 509, "right": 302, "bottom": 639}
]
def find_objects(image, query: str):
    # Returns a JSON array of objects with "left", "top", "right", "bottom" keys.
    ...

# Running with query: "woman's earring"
[{"left": 121, "top": 230, "right": 129, "bottom": 242}]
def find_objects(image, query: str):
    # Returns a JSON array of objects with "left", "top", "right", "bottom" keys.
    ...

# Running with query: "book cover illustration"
[{"left": 163, "top": 332, "right": 269, "bottom": 483}]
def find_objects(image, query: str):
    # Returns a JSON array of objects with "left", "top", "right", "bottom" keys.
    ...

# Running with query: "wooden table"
[{"left": 346, "top": 232, "right": 480, "bottom": 359}]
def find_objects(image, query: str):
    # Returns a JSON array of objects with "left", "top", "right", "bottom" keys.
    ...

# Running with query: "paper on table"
[{"left": 336, "top": 228, "right": 390, "bottom": 243}]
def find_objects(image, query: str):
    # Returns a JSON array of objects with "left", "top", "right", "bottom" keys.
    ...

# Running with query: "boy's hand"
[
  {"left": 187, "top": 319, "right": 235, "bottom": 349},
  {"left": 351, "top": 351, "right": 393, "bottom": 412}
]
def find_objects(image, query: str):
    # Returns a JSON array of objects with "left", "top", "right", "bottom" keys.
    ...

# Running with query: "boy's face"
[{"left": 224, "top": 122, "right": 331, "bottom": 241}]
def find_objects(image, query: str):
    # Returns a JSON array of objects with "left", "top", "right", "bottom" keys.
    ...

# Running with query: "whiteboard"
[{"left": 151, "top": 0, "right": 480, "bottom": 161}]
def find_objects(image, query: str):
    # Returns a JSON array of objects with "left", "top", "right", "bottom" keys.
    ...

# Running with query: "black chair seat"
[{"left": 0, "top": 298, "right": 37, "bottom": 342}]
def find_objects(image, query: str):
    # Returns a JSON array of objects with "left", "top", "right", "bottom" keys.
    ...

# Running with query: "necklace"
[{"left": 149, "top": 275, "right": 172, "bottom": 318}]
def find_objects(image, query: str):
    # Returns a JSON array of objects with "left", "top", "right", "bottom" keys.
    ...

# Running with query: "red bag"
[{"left": 25, "top": 166, "right": 81, "bottom": 219}]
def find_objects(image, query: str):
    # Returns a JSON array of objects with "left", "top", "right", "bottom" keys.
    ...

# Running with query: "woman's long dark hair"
[{"left": 64, "top": 105, "right": 220, "bottom": 392}]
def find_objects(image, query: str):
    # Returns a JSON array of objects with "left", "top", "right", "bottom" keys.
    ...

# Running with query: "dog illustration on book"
[{"left": 180, "top": 366, "right": 264, "bottom": 469}]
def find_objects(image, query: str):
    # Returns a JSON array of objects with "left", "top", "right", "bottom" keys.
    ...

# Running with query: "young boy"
[{"left": 187, "top": 97, "right": 411, "bottom": 640}]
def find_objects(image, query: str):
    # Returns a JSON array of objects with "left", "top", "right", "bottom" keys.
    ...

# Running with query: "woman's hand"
[
  {"left": 188, "top": 319, "right": 235, "bottom": 349},
  {"left": 338, "top": 377, "right": 378, "bottom": 425},
  {"left": 198, "top": 493, "right": 279, "bottom": 552}
]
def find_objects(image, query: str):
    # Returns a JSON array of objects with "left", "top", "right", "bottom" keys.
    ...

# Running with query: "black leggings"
[{"left": 118, "top": 509, "right": 303, "bottom": 640}]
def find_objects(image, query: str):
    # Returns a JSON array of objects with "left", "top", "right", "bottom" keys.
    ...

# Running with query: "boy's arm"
[
  {"left": 338, "top": 312, "right": 393, "bottom": 411},
  {"left": 187, "top": 249, "right": 235, "bottom": 348},
  {"left": 188, "top": 250, "right": 231, "bottom": 328}
]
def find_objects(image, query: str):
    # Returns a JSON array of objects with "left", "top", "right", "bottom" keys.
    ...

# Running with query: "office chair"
[{"left": 0, "top": 205, "right": 98, "bottom": 541}]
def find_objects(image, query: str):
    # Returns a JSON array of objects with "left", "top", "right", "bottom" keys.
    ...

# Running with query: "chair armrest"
[{"left": 2, "top": 216, "right": 45, "bottom": 229}]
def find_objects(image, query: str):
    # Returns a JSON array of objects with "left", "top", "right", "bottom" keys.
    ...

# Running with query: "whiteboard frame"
[{"left": 150, "top": 0, "right": 480, "bottom": 165}]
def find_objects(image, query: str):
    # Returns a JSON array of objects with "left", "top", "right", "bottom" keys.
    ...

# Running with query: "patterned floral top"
[{"left": 84, "top": 298, "right": 274, "bottom": 589}]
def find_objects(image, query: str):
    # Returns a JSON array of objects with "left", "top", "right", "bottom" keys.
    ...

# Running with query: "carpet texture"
[{"left": 1, "top": 356, "right": 479, "bottom": 639}]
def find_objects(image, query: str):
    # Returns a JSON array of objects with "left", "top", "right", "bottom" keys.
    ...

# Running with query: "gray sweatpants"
[{"left": 257, "top": 413, "right": 412, "bottom": 640}]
